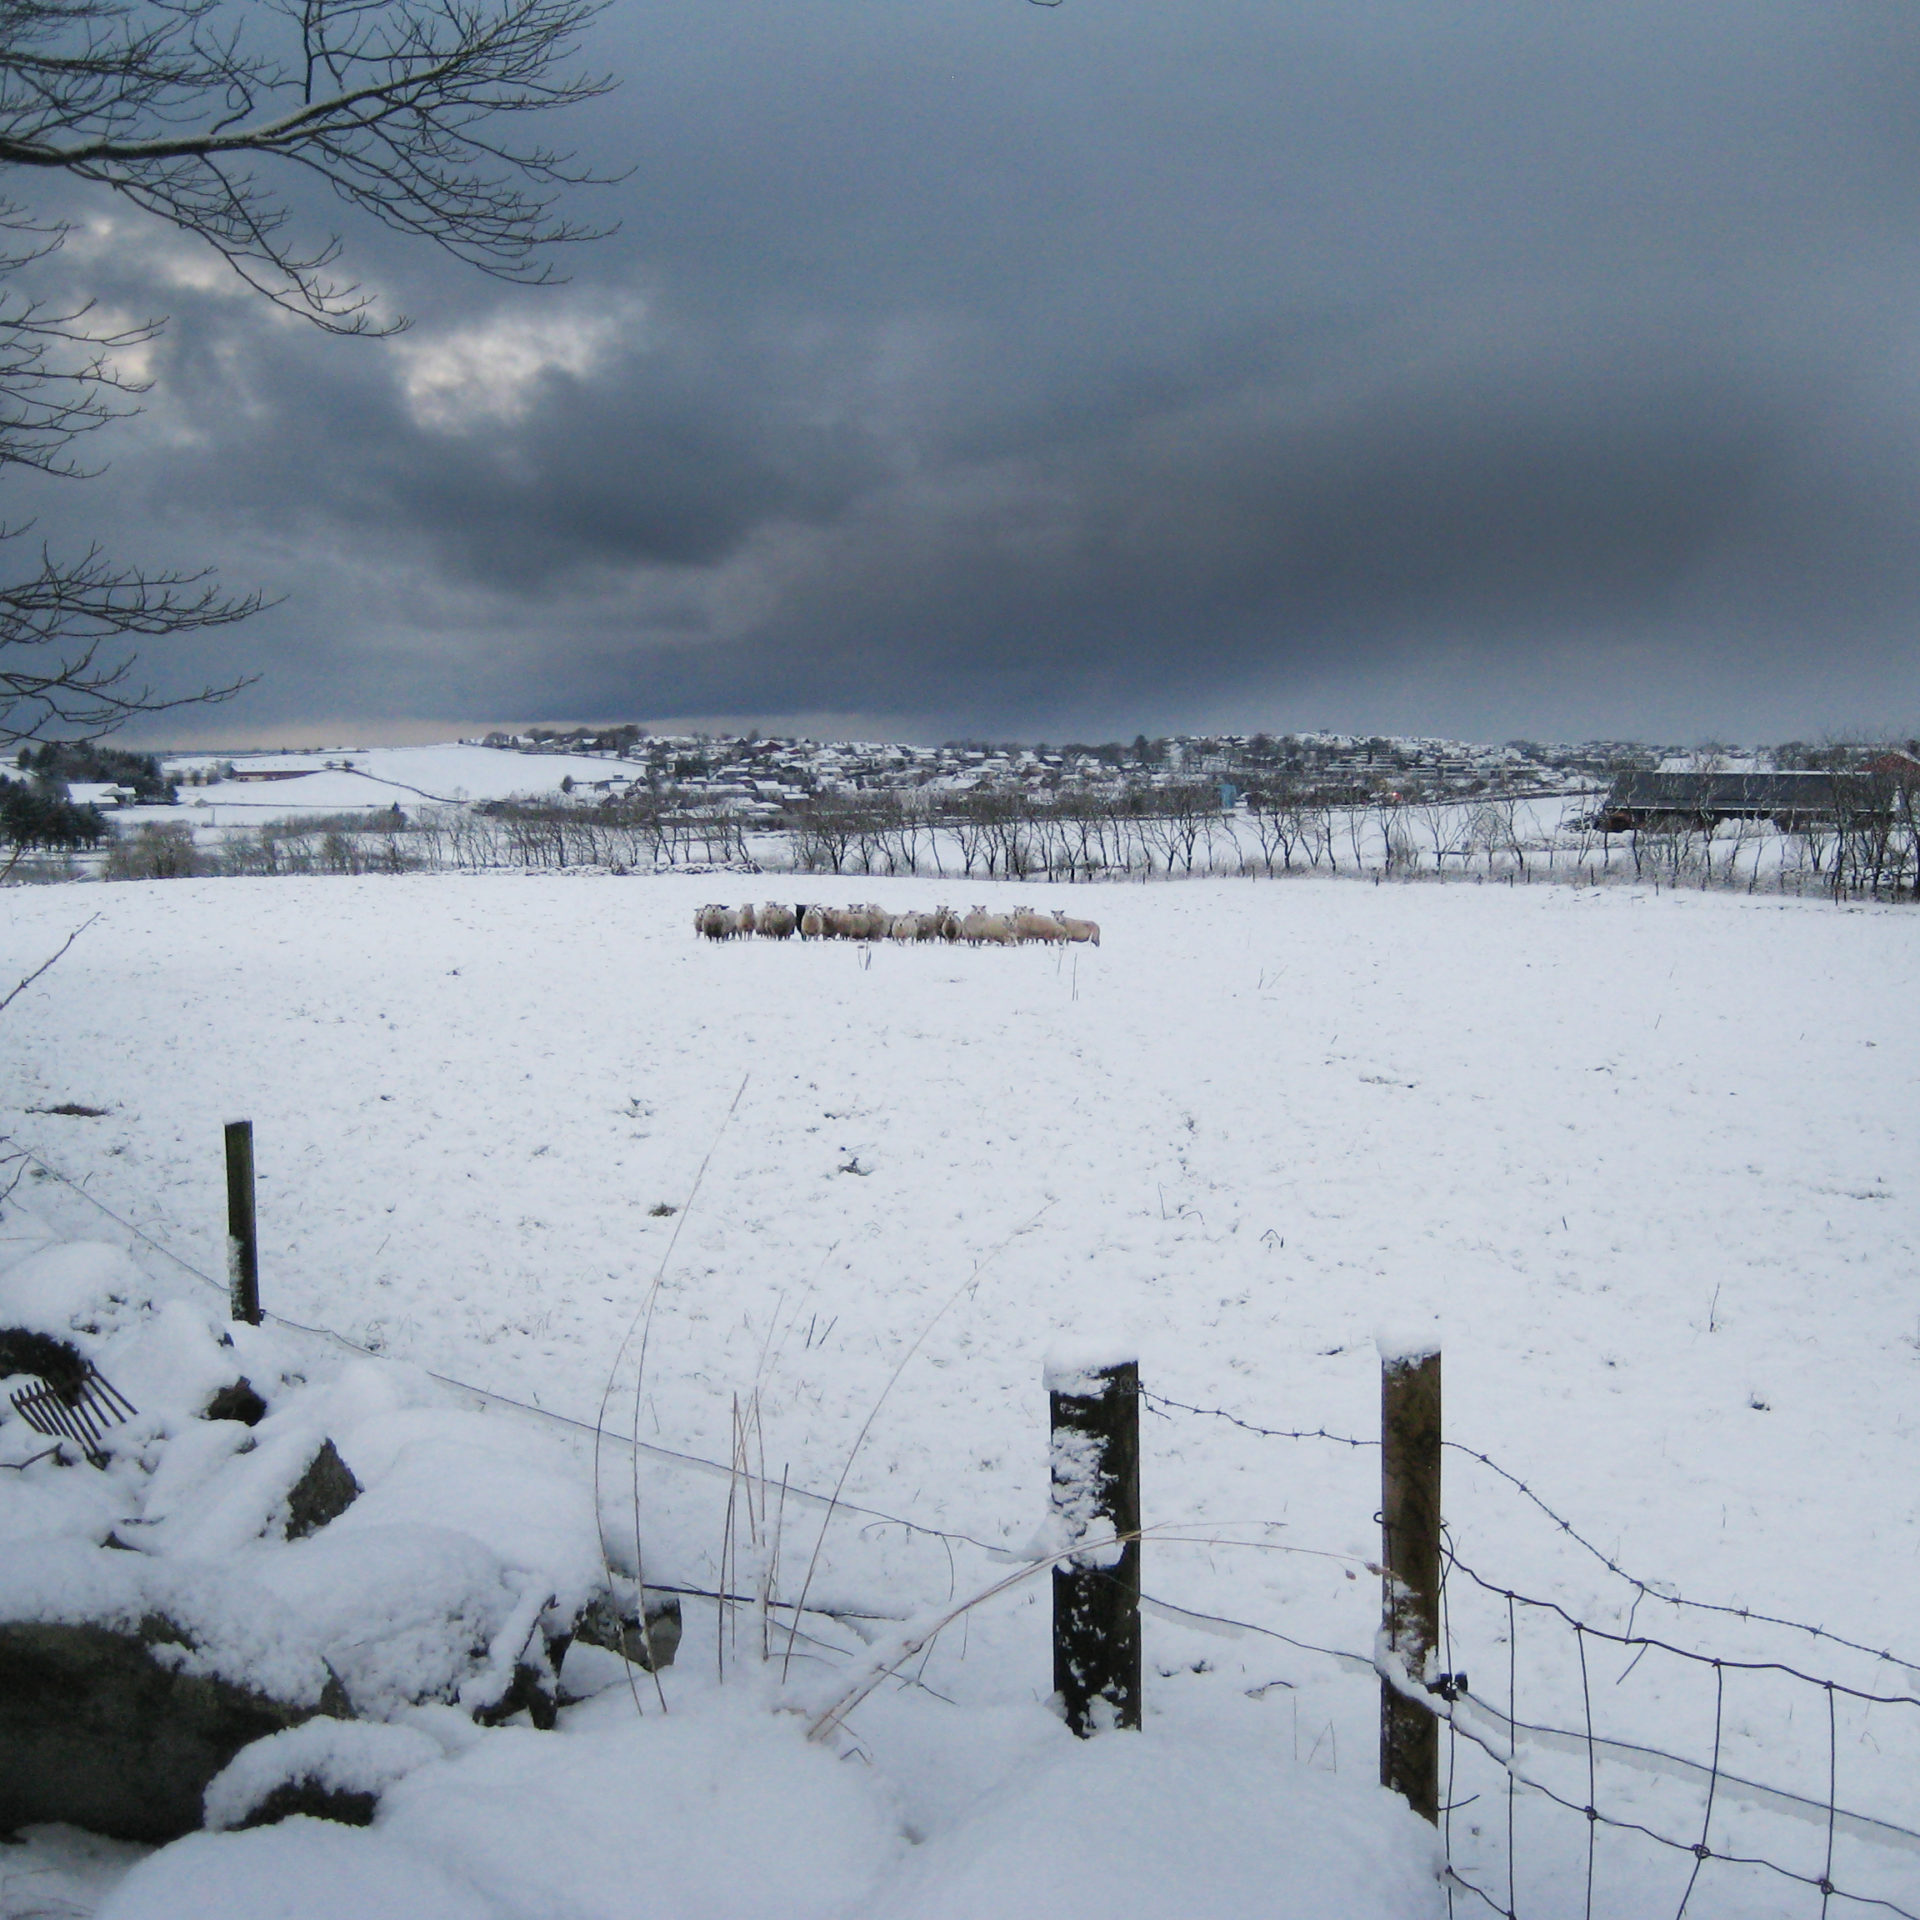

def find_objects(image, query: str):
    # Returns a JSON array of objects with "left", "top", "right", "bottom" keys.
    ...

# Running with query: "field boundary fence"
[
  {"left": 5, "top": 1130, "right": 1919, "bottom": 1917},
  {"left": 1133, "top": 1376, "right": 1920, "bottom": 1920},
  {"left": 0, "top": 1132, "right": 1007, "bottom": 1570}
]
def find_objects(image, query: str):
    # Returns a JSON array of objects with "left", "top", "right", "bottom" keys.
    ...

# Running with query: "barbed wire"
[
  {"left": 1440, "top": 1436, "right": 1916, "bottom": 1674},
  {"left": 1143, "top": 1539, "right": 1920, "bottom": 1920},
  {"left": 1147, "top": 1381, "right": 1920, "bottom": 1915},
  {"left": 1440, "top": 1544, "right": 1920, "bottom": 1713},
  {"left": 1144, "top": 1382, "right": 1920, "bottom": 1676},
  {"left": 1134, "top": 1547, "right": 1920, "bottom": 1911},
  {"left": 1142, "top": 1386, "right": 1374, "bottom": 1450},
  {"left": 1145, "top": 1547, "right": 1920, "bottom": 1920},
  {"left": 21, "top": 1153, "right": 1916, "bottom": 1685}
]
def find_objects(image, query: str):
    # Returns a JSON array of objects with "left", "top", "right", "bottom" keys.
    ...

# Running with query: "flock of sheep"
[{"left": 695, "top": 902, "right": 1101, "bottom": 945}]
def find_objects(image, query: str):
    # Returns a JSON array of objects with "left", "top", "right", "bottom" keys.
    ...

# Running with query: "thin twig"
[
  {"left": 806, "top": 1528, "right": 1132, "bottom": 1743},
  {"left": 0, "top": 914, "right": 98, "bottom": 1016},
  {"left": 591, "top": 1071, "right": 748, "bottom": 1714},
  {"left": 779, "top": 1199, "right": 1054, "bottom": 1681}
]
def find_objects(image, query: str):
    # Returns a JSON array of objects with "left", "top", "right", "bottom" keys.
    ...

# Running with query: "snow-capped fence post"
[
  {"left": 1379, "top": 1341, "right": 1441, "bottom": 1822},
  {"left": 1047, "top": 1354, "right": 1141, "bottom": 1736},
  {"left": 224, "top": 1120, "right": 261, "bottom": 1326}
]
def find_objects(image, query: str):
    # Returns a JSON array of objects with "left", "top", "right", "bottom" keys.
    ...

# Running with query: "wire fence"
[
  {"left": 0, "top": 1132, "right": 1004, "bottom": 1568},
  {"left": 1141, "top": 1386, "right": 1920, "bottom": 1920},
  {"left": 7, "top": 1133, "right": 1919, "bottom": 1916}
]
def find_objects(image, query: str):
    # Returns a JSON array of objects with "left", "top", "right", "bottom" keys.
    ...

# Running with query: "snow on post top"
[
  {"left": 1044, "top": 1341, "right": 1138, "bottom": 1396},
  {"left": 1374, "top": 1321, "right": 1440, "bottom": 1366}
]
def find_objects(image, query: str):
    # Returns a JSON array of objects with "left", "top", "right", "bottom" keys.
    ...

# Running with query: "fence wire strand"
[
  {"left": 1826, "top": 1682, "right": 1840, "bottom": 1920},
  {"left": 1143, "top": 1385, "right": 1920, "bottom": 1677},
  {"left": 0, "top": 1136, "right": 1004, "bottom": 1559},
  {"left": 1440, "top": 1437, "right": 1915, "bottom": 1675},
  {"left": 1576, "top": 1623, "right": 1596, "bottom": 1920},
  {"left": 1508, "top": 1590, "right": 1520, "bottom": 1920},
  {"left": 1440, "top": 1552, "right": 1920, "bottom": 1713}
]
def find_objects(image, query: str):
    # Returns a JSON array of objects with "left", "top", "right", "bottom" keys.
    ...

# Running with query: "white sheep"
[
  {"left": 758, "top": 902, "right": 797, "bottom": 939},
  {"left": 960, "top": 906, "right": 1016, "bottom": 945},
  {"left": 838, "top": 904, "right": 887, "bottom": 940},
  {"left": 1011, "top": 906, "right": 1067, "bottom": 943},
  {"left": 1053, "top": 910, "right": 1100, "bottom": 945}
]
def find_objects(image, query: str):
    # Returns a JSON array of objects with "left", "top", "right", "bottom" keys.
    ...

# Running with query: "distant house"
[
  {"left": 1866, "top": 749, "right": 1920, "bottom": 786},
  {"left": 1596, "top": 770, "right": 1860, "bottom": 830},
  {"left": 228, "top": 769, "right": 317, "bottom": 783}
]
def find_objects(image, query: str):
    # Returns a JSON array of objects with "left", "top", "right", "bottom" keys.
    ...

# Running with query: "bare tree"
[
  {"left": 1831, "top": 764, "right": 1915, "bottom": 902},
  {"left": 0, "top": 0, "right": 615, "bottom": 744},
  {"left": 0, "top": 529, "right": 264, "bottom": 745},
  {"left": 1138, "top": 782, "right": 1219, "bottom": 875},
  {"left": 1244, "top": 778, "right": 1305, "bottom": 874},
  {"left": 944, "top": 785, "right": 1030, "bottom": 878},
  {"left": 1409, "top": 793, "right": 1473, "bottom": 874},
  {"left": 970, "top": 785, "right": 1034, "bottom": 878},
  {"left": 1373, "top": 796, "right": 1416, "bottom": 876},
  {"left": 791, "top": 794, "right": 861, "bottom": 875},
  {"left": 1469, "top": 796, "right": 1532, "bottom": 881},
  {"left": 1057, "top": 790, "right": 1118, "bottom": 879}
]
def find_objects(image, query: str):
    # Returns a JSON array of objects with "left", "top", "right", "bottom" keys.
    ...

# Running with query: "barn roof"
[{"left": 1604, "top": 771, "right": 1841, "bottom": 812}]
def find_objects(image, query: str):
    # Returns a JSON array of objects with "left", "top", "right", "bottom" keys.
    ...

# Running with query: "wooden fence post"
[
  {"left": 1048, "top": 1356, "right": 1141, "bottom": 1735},
  {"left": 224, "top": 1119, "right": 261, "bottom": 1326},
  {"left": 1380, "top": 1342, "right": 1441, "bottom": 1822}
]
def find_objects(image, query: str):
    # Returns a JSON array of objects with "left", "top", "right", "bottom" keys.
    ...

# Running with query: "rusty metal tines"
[{"left": 10, "top": 1367, "right": 137, "bottom": 1468}]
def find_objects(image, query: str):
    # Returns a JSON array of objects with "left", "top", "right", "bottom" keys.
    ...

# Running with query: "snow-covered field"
[
  {"left": 2, "top": 872, "right": 1916, "bottom": 1918},
  {"left": 167, "top": 744, "right": 630, "bottom": 816}
]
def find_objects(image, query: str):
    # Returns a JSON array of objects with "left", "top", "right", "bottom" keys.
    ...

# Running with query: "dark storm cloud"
[{"left": 34, "top": 0, "right": 1920, "bottom": 740}]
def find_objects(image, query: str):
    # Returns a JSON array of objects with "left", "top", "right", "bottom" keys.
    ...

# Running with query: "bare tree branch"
[
  {"left": 0, "top": 528, "right": 260, "bottom": 743},
  {"left": 0, "top": 0, "right": 615, "bottom": 745},
  {"left": 0, "top": 0, "right": 619, "bottom": 332}
]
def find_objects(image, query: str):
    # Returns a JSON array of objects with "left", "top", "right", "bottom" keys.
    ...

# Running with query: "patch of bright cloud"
[
  {"left": 391, "top": 301, "right": 639, "bottom": 431},
  {"left": 64, "top": 215, "right": 252, "bottom": 300}
]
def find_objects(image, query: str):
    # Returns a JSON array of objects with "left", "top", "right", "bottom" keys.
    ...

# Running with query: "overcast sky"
[{"left": 29, "top": 0, "right": 1920, "bottom": 746}]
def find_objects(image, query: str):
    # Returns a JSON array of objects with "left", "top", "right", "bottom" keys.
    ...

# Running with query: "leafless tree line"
[
  {"left": 207, "top": 795, "right": 752, "bottom": 877},
  {"left": 793, "top": 784, "right": 1240, "bottom": 880},
  {"left": 77, "top": 766, "right": 1919, "bottom": 904},
  {"left": 1249, "top": 773, "right": 1917, "bottom": 902}
]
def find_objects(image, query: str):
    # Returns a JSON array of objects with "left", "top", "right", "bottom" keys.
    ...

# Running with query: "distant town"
[{"left": 460, "top": 727, "right": 1700, "bottom": 822}]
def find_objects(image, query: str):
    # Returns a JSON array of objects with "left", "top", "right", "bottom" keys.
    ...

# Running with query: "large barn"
[{"left": 1594, "top": 768, "right": 1903, "bottom": 831}]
